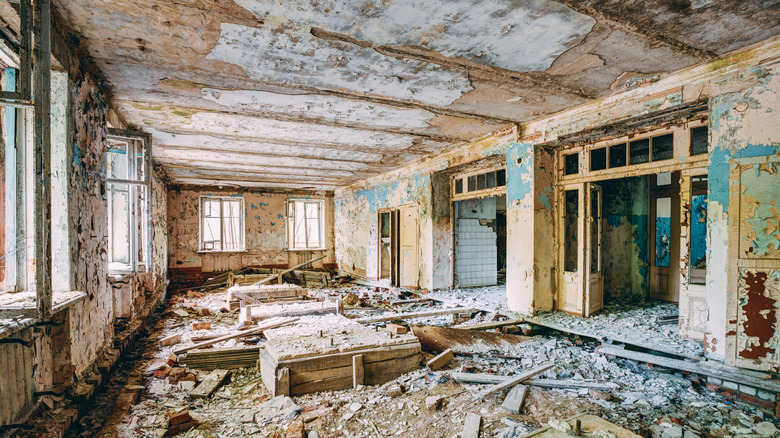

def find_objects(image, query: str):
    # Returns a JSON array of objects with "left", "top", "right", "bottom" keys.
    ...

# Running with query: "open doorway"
[
  {"left": 377, "top": 205, "right": 419, "bottom": 288},
  {"left": 454, "top": 195, "right": 507, "bottom": 287}
]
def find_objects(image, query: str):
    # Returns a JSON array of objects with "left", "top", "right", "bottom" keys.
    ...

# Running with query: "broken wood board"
[
  {"left": 410, "top": 324, "right": 531, "bottom": 354},
  {"left": 456, "top": 319, "right": 525, "bottom": 331},
  {"left": 451, "top": 373, "right": 618, "bottom": 392},
  {"left": 426, "top": 349, "right": 454, "bottom": 370},
  {"left": 241, "top": 300, "right": 341, "bottom": 324},
  {"left": 173, "top": 317, "right": 299, "bottom": 355},
  {"left": 518, "top": 413, "right": 641, "bottom": 437},
  {"left": 482, "top": 364, "right": 554, "bottom": 397},
  {"left": 178, "top": 347, "right": 261, "bottom": 370},
  {"left": 390, "top": 298, "right": 434, "bottom": 305},
  {"left": 283, "top": 270, "right": 331, "bottom": 288},
  {"left": 251, "top": 255, "right": 328, "bottom": 286},
  {"left": 596, "top": 344, "right": 780, "bottom": 393},
  {"left": 357, "top": 307, "right": 477, "bottom": 324},
  {"left": 228, "top": 284, "right": 308, "bottom": 303},
  {"left": 259, "top": 329, "right": 421, "bottom": 396},
  {"left": 189, "top": 369, "right": 230, "bottom": 399}
]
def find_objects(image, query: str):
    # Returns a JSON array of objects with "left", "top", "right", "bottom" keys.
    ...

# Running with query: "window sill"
[
  {"left": 197, "top": 250, "right": 247, "bottom": 254},
  {"left": 286, "top": 248, "right": 327, "bottom": 252}
]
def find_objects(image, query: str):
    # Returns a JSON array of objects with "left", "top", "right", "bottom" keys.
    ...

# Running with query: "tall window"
[
  {"left": 199, "top": 196, "right": 244, "bottom": 251},
  {"left": 287, "top": 199, "right": 324, "bottom": 250},
  {"left": 107, "top": 132, "right": 149, "bottom": 273}
]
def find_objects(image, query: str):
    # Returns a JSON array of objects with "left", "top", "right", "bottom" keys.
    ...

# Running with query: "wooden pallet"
[
  {"left": 259, "top": 329, "right": 421, "bottom": 396},
  {"left": 178, "top": 346, "right": 261, "bottom": 370}
]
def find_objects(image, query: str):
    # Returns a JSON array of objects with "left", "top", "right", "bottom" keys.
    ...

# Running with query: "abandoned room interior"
[{"left": 0, "top": 1, "right": 780, "bottom": 437}]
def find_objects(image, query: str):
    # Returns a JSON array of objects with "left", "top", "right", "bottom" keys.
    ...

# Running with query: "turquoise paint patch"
[{"left": 506, "top": 142, "right": 534, "bottom": 210}]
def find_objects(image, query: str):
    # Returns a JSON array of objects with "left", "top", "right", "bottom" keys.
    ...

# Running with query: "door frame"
[
  {"left": 649, "top": 173, "right": 681, "bottom": 302},
  {"left": 377, "top": 208, "right": 400, "bottom": 286},
  {"left": 558, "top": 182, "right": 586, "bottom": 315},
  {"left": 584, "top": 182, "right": 603, "bottom": 317}
]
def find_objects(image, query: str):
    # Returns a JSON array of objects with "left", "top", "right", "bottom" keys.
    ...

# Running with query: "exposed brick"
[
  {"left": 721, "top": 380, "right": 739, "bottom": 391},
  {"left": 707, "top": 383, "right": 737, "bottom": 399},
  {"left": 739, "top": 393, "right": 776, "bottom": 411},
  {"left": 739, "top": 384, "right": 758, "bottom": 396},
  {"left": 757, "top": 389, "right": 776, "bottom": 402}
]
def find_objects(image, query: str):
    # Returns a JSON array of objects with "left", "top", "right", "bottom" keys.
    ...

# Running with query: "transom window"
[
  {"left": 452, "top": 167, "right": 506, "bottom": 199},
  {"left": 287, "top": 199, "right": 325, "bottom": 250},
  {"left": 200, "top": 196, "right": 245, "bottom": 252},
  {"left": 107, "top": 133, "right": 149, "bottom": 273}
]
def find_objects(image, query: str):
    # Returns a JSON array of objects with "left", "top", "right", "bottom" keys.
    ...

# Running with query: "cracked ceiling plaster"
[{"left": 50, "top": 0, "right": 780, "bottom": 189}]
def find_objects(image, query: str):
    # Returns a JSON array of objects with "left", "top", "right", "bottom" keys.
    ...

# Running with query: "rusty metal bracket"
[{"left": 0, "top": 337, "right": 33, "bottom": 347}]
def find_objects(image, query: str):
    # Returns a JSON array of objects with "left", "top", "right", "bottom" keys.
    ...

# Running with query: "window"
[
  {"left": 651, "top": 134, "right": 674, "bottom": 161},
  {"left": 609, "top": 143, "right": 626, "bottom": 168},
  {"left": 452, "top": 168, "right": 506, "bottom": 199},
  {"left": 590, "top": 148, "right": 606, "bottom": 171},
  {"left": 564, "top": 153, "right": 579, "bottom": 175},
  {"left": 629, "top": 138, "right": 650, "bottom": 165},
  {"left": 690, "top": 176, "right": 708, "bottom": 284},
  {"left": 107, "top": 132, "right": 150, "bottom": 272},
  {"left": 691, "top": 126, "right": 708, "bottom": 156},
  {"left": 199, "top": 196, "right": 245, "bottom": 252},
  {"left": 287, "top": 199, "right": 324, "bottom": 250}
]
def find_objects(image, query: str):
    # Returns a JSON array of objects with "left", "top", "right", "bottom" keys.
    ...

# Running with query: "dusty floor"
[{"left": 82, "top": 285, "right": 780, "bottom": 438}]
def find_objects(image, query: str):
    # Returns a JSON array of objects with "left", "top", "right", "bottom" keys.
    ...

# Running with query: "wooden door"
[
  {"left": 584, "top": 183, "right": 603, "bottom": 317},
  {"left": 399, "top": 205, "right": 419, "bottom": 289},
  {"left": 649, "top": 189, "right": 680, "bottom": 302},
  {"left": 726, "top": 157, "right": 780, "bottom": 371},
  {"left": 559, "top": 185, "right": 584, "bottom": 315}
]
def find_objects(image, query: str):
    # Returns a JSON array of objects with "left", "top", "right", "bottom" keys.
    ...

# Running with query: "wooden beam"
[
  {"left": 189, "top": 369, "right": 230, "bottom": 399},
  {"left": 426, "top": 349, "right": 453, "bottom": 370},
  {"left": 251, "top": 254, "right": 328, "bottom": 286},
  {"left": 457, "top": 319, "right": 525, "bottom": 331},
  {"left": 481, "top": 363, "right": 554, "bottom": 397},
  {"left": 173, "top": 317, "right": 299, "bottom": 355},
  {"left": 352, "top": 354, "right": 364, "bottom": 388},
  {"left": 356, "top": 307, "right": 476, "bottom": 324}
]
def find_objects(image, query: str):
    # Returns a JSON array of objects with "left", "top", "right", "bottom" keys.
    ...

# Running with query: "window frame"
[
  {"left": 198, "top": 196, "right": 246, "bottom": 253},
  {"left": 106, "top": 130, "right": 151, "bottom": 274},
  {"left": 286, "top": 198, "right": 325, "bottom": 251}
]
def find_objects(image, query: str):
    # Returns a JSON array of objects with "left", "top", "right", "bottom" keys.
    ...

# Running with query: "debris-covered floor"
[{"left": 90, "top": 284, "right": 780, "bottom": 438}]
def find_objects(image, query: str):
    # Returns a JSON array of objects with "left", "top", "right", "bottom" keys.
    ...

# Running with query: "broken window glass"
[
  {"left": 655, "top": 197, "right": 671, "bottom": 267},
  {"left": 629, "top": 138, "right": 650, "bottom": 165},
  {"left": 609, "top": 143, "right": 626, "bottom": 168},
  {"left": 652, "top": 134, "right": 674, "bottom": 161},
  {"left": 590, "top": 148, "right": 606, "bottom": 171},
  {"left": 691, "top": 126, "right": 708, "bottom": 156},
  {"left": 564, "top": 190, "right": 579, "bottom": 272},
  {"left": 564, "top": 153, "right": 579, "bottom": 175}
]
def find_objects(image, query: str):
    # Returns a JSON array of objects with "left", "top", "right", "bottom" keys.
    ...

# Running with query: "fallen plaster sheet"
[
  {"left": 262, "top": 314, "right": 363, "bottom": 340},
  {"left": 427, "top": 285, "right": 508, "bottom": 314}
]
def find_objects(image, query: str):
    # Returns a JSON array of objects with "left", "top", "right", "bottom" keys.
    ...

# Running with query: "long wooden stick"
[
  {"left": 356, "top": 307, "right": 476, "bottom": 324},
  {"left": 251, "top": 254, "right": 328, "bottom": 286},
  {"left": 481, "top": 363, "right": 554, "bottom": 397},
  {"left": 173, "top": 317, "right": 299, "bottom": 354}
]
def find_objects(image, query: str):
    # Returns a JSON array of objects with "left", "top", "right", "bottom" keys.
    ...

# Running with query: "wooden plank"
[
  {"left": 462, "top": 413, "right": 481, "bottom": 438},
  {"left": 232, "top": 291, "right": 260, "bottom": 304},
  {"left": 189, "top": 369, "right": 230, "bottom": 399},
  {"left": 352, "top": 354, "right": 364, "bottom": 388},
  {"left": 173, "top": 317, "right": 298, "bottom": 355},
  {"left": 482, "top": 364, "right": 554, "bottom": 397},
  {"left": 451, "top": 373, "right": 618, "bottom": 391},
  {"left": 251, "top": 255, "right": 328, "bottom": 286},
  {"left": 385, "top": 323, "right": 408, "bottom": 334},
  {"left": 250, "top": 305, "right": 338, "bottom": 322},
  {"left": 457, "top": 319, "right": 525, "bottom": 331},
  {"left": 390, "top": 298, "right": 434, "bottom": 305},
  {"left": 426, "top": 348, "right": 453, "bottom": 370},
  {"left": 289, "top": 354, "right": 420, "bottom": 395},
  {"left": 501, "top": 385, "right": 527, "bottom": 414},
  {"left": 357, "top": 308, "right": 476, "bottom": 324},
  {"left": 178, "top": 347, "right": 261, "bottom": 370},
  {"left": 276, "top": 343, "right": 421, "bottom": 373},
  {"left": 277, "top": 368, "right": 290, "bottom": 396},
  {"left": 411, "top": 324, "right": 530, "bottom": 353}
]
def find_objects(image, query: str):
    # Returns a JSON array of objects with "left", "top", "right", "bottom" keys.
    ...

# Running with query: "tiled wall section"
[{"left": 456, "top": 218, "right": 497, "bottom": 287}]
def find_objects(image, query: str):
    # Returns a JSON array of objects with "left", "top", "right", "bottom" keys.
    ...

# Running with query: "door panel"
[
  {"left": 727, "top": 158, "right": 780, "bottom": 371},
  {"left": 399, "top": 205, "right": 419, "bottom": 289},
  {"left": 650, "top": 192, "right": 680, "bottom": 302},
  {"left": 585, "top": 183, "right": 603, "bottom": 317},
  {"left": 559, "top": 187, "right": 583, "bottom": 314}
]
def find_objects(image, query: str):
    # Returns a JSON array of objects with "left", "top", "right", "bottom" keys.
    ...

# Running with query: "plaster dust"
[{"left": 89, "top": 285, "right": 780, "bottom": 438}]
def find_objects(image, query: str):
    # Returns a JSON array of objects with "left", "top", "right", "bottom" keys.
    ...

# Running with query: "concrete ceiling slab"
[{"left": 43, "top": 0, "right": 780, "bottom": 188}]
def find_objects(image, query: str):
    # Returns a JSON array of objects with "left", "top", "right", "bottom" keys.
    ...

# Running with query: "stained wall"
[{"left": 167, "top": 188, "right": 335, "bottom": 274}]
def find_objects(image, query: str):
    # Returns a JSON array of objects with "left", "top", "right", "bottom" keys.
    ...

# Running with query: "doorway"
[
  {"left": 453, "top": 195, "right": 507, "bottom": 287},
  {"left": 377, "top": 205, "right": 419, "bottom": 288}
]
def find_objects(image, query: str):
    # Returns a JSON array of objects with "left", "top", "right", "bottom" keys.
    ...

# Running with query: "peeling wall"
[{"left": 167, "top": 188, "right": 335, "bottom": 274}]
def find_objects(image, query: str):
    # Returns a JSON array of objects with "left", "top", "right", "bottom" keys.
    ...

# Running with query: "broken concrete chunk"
[
  {"left": 463, "top": 413, "right": 481, "bottom": 438},
  {"left": 386, "top": 383, "right": 405, "bottom": 397},
  {"left": 425, "top": 395, "right": 443, "bottom": 411},
  {"left": 255, "top": 395, "right": 304, "bottom": 425},
  {"left": 173, "top": 309, "right": 189, "bottom": 317},
  {"left": 285, "top": 420, "right": 305, "bottom": 438}
]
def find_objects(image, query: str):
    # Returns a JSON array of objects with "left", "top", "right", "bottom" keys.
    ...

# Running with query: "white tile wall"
[{"left": 456, "top": 218, "right": 498, "bottom": 287}]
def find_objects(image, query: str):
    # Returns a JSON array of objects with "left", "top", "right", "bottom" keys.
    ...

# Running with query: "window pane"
[
  {"left": 136, "top": 186, "right": 148, "bottom": 267},
  {"left": 107, "top": 141, "right": 129, "bottom": 180},
  {"left": 455, "top": 178, "right": 463, "bottom": 194},
  {"left": 305, "top": 203, "right": 321, "bottom": 248},
  {"left": 590, "top": 189, "right": 600, "bottom": 273},
  {"left": 655, "top": 197, "right": 671, "bottom": 267},
  {"left": 564, "top": 190, "right": 578, "bottom": 272},
  {"left": 590, "top": 148, "right": 606, "bottom": 171},
  {"left": 630, "top": 139, "right": 650, "bottom": 165},
  {"left": 496, "top": 169, "right": 506, "bottom": 186},
  {"left": 609, "top": 143, "right": 626, "bottom": 168},
  {"left": 467, "top": 175, "right": 476, "bottom": 192},
  {"left": 294, "top": 202, "right": 307, "bottom": 248},
  {"left": 202, "top": 217, "right": 221, "bottom": 250},
  {"left": 691, "top": 126, "right": 708, "bottom": 156},
  {"left": 690, "top": 193, "right": 707, "bottom": 283},
  {"left": 108, "top": 183, "right": 130, "bottom": 267},
  {"left": 564, "top": 153, "right": 579, "bottom": 175},
  {"left": 223, "top": 216, "right": 241, "bottom": 251},
  {"left": 652, "top": 134, "right": 674, "bottom": 161},
  {"left": 135, "top": 140, "right": 145, "bottom": 181},
  {"left": 486, "top": 172, "right": 496, "bottom": 189}
]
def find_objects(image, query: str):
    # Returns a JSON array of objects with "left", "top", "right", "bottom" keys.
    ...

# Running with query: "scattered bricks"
[
  {"left": 426, "top": 349, "right": 454, "bottom": 370},
  {"left": 159, "top": 334, "right": 182, "bottom": 348},
  {"left": 192, "top": 321, "right": 211, "bottom": 330},
  {"left": 519, "top": 324, "right": 534, "bottom": 336},
  {"left": 757, "top": 389, "right": 776, "bottom": 402},
  {"left": 501, "top": 325, "right": 520, "bottom": 335},
  {"left": 739, "top": 384, "right": 758, "bottom": 396},
  {"left": 168, "top": 367, "right": 188, "bottom": 383},
  {"left": 186, "top": 291, "right": 202, "bottom": 299},
  {"left": 721, "top": 380, "right": 739, "bottom": 391},
  {"left": 167, "top": 409, "right": 192, "bottom": 427},
  {"left": 153, "top": 366, "right": 172, "bottom": 379},
  {"left": 706, "top": 383, "right": 737, "bottom": 399},
  {"left": 385, "top": 323, "right": 408, "bottom": 334},
  {"left": 386, "top": 383, "right": 405, "bottom": 397},
  {"left": 285, "top": 420, "right": 305, "bottom": 438},
  {"left": 426, "top": 395, "right": 444, "bottom": 411},
  {"left": 166, "top": 354, "right": 178, "bottom": 367},
  {"left": 200, "top": 308, "right": 211, "bottom": 316},
  {"left": 739, "top": 393, "right": 776, "bottom": 411}
]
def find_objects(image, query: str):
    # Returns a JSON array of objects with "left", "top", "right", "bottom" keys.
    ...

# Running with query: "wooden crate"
[{"left": 259, "top": 329, "right": 420, "bottom": 396}]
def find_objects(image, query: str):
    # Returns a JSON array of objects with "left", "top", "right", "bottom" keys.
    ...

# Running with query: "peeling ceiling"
[{"left": 43, "top": 0, "right": 780, "bottom": 189}]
